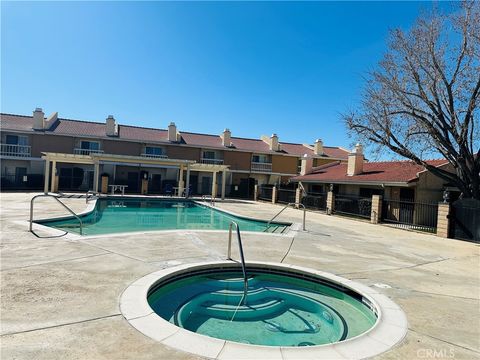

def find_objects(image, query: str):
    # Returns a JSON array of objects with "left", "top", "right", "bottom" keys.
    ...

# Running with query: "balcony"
[
  {"left": 141, "top": 153, "right": 168, "bottom": 159},
  {"left": 73, "top": 148, "right": 105, "bottom": 155},
  {"left": 0, "top": 144, "right": 31, "bottom": 158},
  {"left": 200, "top": 158, "right": 224, "bottom": 165},
  {"left": 251, "top": 161, "right": 272, "bottom": 172}
]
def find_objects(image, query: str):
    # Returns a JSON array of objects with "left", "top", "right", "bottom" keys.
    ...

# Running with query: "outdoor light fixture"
[
  {"left": 443, "top": 190, "right": 450, "bottom": 203},
  {"left": 329, "top": 184, "right": 334, "bottom": 192}
]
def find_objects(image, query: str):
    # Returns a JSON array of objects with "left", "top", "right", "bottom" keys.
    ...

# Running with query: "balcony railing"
[
  {"left": 141, "top": 153, "right": 168, "bottom": 159},
  {"left": 0, "top": 144, "right": 31, "bottom": 157},
  {"left": 251, "top": 162, "right": 272, "bottom": 172},
  {"left": 73, "top": 148, "right": 105, "bottom": 155},
  {"left": 200, "top": 158, "right": 224, "bottom": 165}
]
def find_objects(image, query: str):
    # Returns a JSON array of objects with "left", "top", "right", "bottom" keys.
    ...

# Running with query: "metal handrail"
[
  {"left": 227, "top": 221, "right": 248, "bottom": 304},
  {"left": 266, "top": 202, "right": 306, "bottom": 231},
  {"left": 85, "top": 190, "right": 99, "bottom": 203},
  {"left": 30, "top": 194, "right": 83, "bottom": 236},
  {"left": 202, "top": 194, "right": 215, "bottom": 206}
]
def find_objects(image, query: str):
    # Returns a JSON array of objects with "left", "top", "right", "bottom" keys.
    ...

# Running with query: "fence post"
[
  {"left": 272, "top": 186, "right": 277, "bottom": 204},
  {"left": 326, "top": 191, "right": 335, "bottom": 215},
  {"left": 436, "top": 202, "right": 450, "bottom": 238},
  {"left": 295, "top": 187, "right": 302, "bottom": 208},
  {"left": 371, "top": 195, "right": 382, "bottom": 224},
  {"left": 254, "top": 184, "right": 258, "bottom": 201}
]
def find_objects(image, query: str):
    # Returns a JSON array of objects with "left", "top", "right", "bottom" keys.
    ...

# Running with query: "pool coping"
[
  {"left": 120, "top": 261, "right": 408, "bottom": 360},
  {"left": 29, "top": 196, "right": 299, "bottom": 239}
]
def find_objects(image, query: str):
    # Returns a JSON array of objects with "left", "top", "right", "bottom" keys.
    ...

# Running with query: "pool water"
[
  {"left": 148, "top": 270, "right": 377, "bottom": 347},
  {"left": 38, "top": 198, "right": 289, "bottom": 235}
]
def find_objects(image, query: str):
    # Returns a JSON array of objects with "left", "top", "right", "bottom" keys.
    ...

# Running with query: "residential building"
[{"left": 0, "top": 108, "right": 349, "bottom": 197}]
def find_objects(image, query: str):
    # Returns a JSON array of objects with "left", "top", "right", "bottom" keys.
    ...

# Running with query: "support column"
[
  {"left": 44, "top": 159, "right": 50, "bottom": 193},
  {"left": 272, "top": 186, "right": 277, "bottom": 204},
  {"left": 211, "top": 171, "right": 217, "bottom": 198},
  {"left": 371, "top": 195, "right": 382, "bottom": 224},
  {"left": 50, "top": 160, "right": 57, "bottom": 193},
  {"left": 93, "top": 162, "right": 100, "bottom": 193},
  {"left": 185, "top": 165, "right": 191, "bottom": 198},
  {"left": 436, "top": 202, "right": 451, "bottom": 238},
  {"left": 295, "top": 187, "right": 302, "bottom": 208},
  {"left": 178, "top": 166, "right": 184, "bottom": 196},
  {"left": 221, "top": 170, "right": 226, "bottom": 200},
  {"left": 326, "top": 191, "right": 335, "bottom": 215},
  {"left": 254, "top": 184, "right": 258, "bottom": 202}
]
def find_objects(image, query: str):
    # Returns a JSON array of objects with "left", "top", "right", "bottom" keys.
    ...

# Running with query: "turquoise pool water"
[
  {"left": 38, "top": 198, "right": 289, "bottom": 236},
  {"left": 148, "top": 269, "right": 377, "bottom": 347}
]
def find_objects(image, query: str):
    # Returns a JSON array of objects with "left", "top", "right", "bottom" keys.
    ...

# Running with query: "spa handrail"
[
  {"left": 227, "top": 221, "right": 248, "bottom": 303},
  {"left": 266, "top": 202, "right": 306, "bottom": 231},
  {"left": 30, "top": 193, "right": 83, "bottom": 235}
]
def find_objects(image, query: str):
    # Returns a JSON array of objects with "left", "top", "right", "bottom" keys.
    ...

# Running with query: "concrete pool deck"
[{"left": 0, "top": 192, "right": 479, "bottom": 359}]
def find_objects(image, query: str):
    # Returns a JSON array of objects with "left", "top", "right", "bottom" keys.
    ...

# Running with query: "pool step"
[{"left": 199, "top": 297, "right": 286, "bottom": 321}]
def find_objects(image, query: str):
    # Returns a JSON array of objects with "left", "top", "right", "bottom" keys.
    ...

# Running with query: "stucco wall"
[
  {"left": 271, "top": 155, "right": 297, "bottom": 174},
  {"left": 103, "top": 140, "right": 143, "bottom": 156},
  {"left": 166, "top": 145, "right": 201, "bottom": 161},
  {"left": 31, "top": 134, "right": 75, "bottom": 157},
  {"left": 224, "top": 151, "right": 251, "bottom": 171}
]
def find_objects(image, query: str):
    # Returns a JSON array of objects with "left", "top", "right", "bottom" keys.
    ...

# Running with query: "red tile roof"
[
  {"left": 291, "top": 159, "right": 449, "bottom": 184},
  {"left": 0, "top": 113, "right": 349, "bottom": 159}
]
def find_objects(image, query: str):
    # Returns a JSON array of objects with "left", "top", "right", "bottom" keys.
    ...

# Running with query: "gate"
[{"left": 449, "top": 199, "right": 480, "bottom": 242}]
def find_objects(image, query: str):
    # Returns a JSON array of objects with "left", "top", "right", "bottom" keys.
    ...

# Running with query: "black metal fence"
[
  {"left": 258, "top": 185, "right": 273, "bottom": 201},
  {"left": 277, "top": 188, "right": 296, "bottom": 204},
  {"left": 449, "top": 199, "right": 480, "bottom": 242},
  {"left": 381, "top": 199, "right": 438, "bottom": 233},
  {"left": 334, "top": 194, "right": 372, "bottom": 218},
  {"left": 302, "top": 191, "right": 327, "bottom": 211},
  {"left": 1, "top": 174, "right": 44, "bottom": 190}
]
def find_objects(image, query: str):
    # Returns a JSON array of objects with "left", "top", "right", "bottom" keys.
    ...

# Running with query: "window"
[
  {"left": 5, "top": 135, "right": 28, "bottom": 145},
  {"left": 203, "top": 151, "right": 216, "bottom": 159},
  {"left": 145, "top": 146, "right": 164, "bottom": 156},
  {"left": 80, "top": 141, "right": 100, "bottom": 150},
  {"left": 252, "top": 154, "right": 270, "bottom": 163}
]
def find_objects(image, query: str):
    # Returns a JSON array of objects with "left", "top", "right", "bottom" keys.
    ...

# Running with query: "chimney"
[
  {"left": 221, "top": 128, "right": 231, "bottom": 147},
  {"left": 168, "top": 122, "right": 178, "bottom": 142},
  {"left": 270, "top": 133, "right": 280, "bottom": 151},
  {"left": 32, "top": 108, "right": 45, "bottom": 130},
  {"left": 105, "top": 115, "right": 118, "bottom": 136},
  {"left": 347, "top": 143, "right": 364, "bottom": 176},
  {"left": 300, "top": 154, "right": 314, "bottom": 175},
  {"left": 314, "top": 139, "right": 324, "bottom": 156}
]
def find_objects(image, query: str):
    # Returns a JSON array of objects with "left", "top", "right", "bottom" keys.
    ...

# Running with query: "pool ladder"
[
  {"left": 227, "top": 221, "right": 248, "bottom": 305},
  {"left": 265, "top": 202, "right": 306, "bottom": 232},
  {"left": 30, "top": 193, "right": 84, "bottom": 237}
]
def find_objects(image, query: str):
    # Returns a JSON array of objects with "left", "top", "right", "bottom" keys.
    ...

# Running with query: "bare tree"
[{"left": 343, "top": 1, "right": 480, "bottom": 199}]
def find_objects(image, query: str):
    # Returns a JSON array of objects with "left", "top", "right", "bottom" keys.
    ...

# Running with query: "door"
[
  {"left": 189, "top": 175, "right": 198, "bottom": 195},
  {"left": 399, "top": 188, "right": 415, "bottom": 223},
  {"left": 127, "top": 172, "right": 139, "bottom": 193},
  {"left": 201, "top": 177, "right": 211, "bottom": 195},
  {"left": 15, "top": 167, "right": 27, "bottom": 187},
  {"left": 150, "top": 174, "right": 162, "bottom": 194}
]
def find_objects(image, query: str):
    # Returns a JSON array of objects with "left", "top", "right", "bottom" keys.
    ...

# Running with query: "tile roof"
[
  {"left": 291, "top": 159, "right": 449, "bottom": 184},
  {"left": 0, "top": 113, "right": 349, "bottom": 159}
]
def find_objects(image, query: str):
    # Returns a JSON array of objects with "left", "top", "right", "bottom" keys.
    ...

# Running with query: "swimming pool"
[{"left": 37, "top": 198, "right": 290, "bottom": 236}]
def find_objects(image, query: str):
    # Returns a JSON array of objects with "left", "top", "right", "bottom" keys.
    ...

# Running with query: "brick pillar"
[
  {"left": 326, "top": 191, "right": 335, "bottom": 215},
  {"left": 371, "top": 195, "right": 382, "bottom": 224},
  {"left": 295, "top": 187, "right": 302, "bottom": 208},
  {"left": 53, "top": 175, "right": 59, "bottom": 192},
  {"left": 254, "top": 184, "right": 258, "bottom": 202},
  {"left": 436, "top": 202, "right": 450, "bottom": 238},
  {"left": 141, "top": 179, "right": 148, "bottom": 195},
  {"left": 101, "top": 176, "right": 109, "bottom": 194},
  {"left": 272, "top": 186, "right": 277, "bottom": 204}
]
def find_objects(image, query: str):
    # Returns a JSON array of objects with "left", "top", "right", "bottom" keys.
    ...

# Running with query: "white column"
[
  {"left": 221, "top": 169, "right": 226, "bottom": 200},
  {"left": 185, "top": 165, "right": 191, "bottom": 198},
  {"left": 43, "top": 159, "right": 50, "bottom": 194},
  {"left": 178, "top": 166, "right": 184, "bottom": 196},
  {"left": 93, "top": 162, "right": 100, "bottom": 193},
  {"left": 211, "top": 171, "right": 217, "bottom": 198},
  {"left": 50, "top": 160, "right": 56, "bottom": 192}
]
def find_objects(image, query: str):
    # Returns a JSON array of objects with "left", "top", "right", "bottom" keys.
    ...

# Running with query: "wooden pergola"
[{"left": 41, "top": 152, "right": 230, "bottom": 199}]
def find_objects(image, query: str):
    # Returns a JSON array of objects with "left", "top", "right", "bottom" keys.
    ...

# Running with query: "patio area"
[{"left": 0, "top": 192, "right": 479, "bottom": 359}]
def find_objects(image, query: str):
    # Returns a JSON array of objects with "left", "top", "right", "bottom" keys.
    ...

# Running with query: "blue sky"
[{"left": 1, "top": 1, "right": 455, "bottom": 154}]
